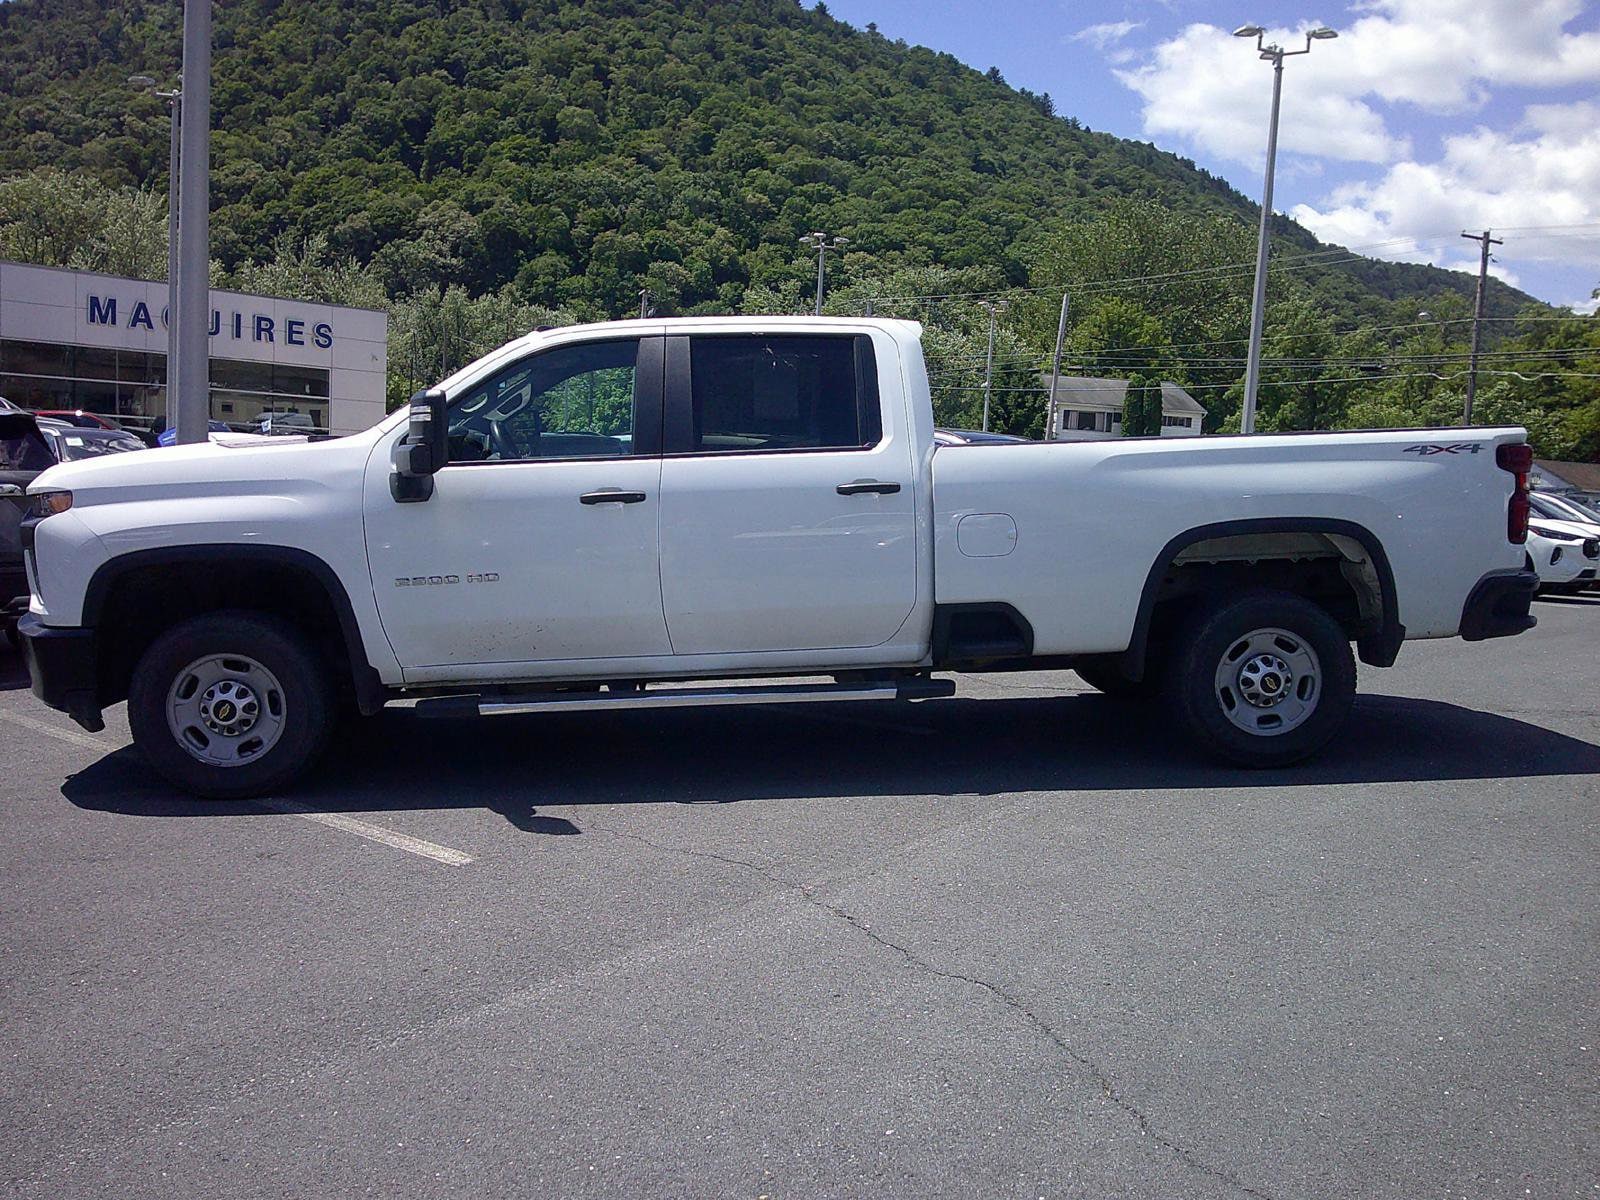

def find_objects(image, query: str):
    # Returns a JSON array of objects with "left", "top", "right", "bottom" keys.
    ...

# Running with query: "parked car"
[
  {"left": 1, "top": 411, "right": 57, "bottom": 647},
  {"left": 156, "top": 420, "right": 234, "bottom": 447},
  {"left": 933, "top": 428, "right": 1031, "bottom": 446},
  {"left": 32, "top": 409, "right": 124, "bottom": 431},
  {"left": 252, "top": 411, "right": 316, "bottom": 435},
  {"left": 1526, "top": 520, "right": 1599, "bottom": 593},
  {"left": 19, "top": 316, "right": 1539, "bottom": 798},
  {"left": 39, "top": 422, "right": 147, "bottom": 463}
]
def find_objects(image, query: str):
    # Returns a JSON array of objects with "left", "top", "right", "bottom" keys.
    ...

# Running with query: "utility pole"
[
  {"left": 800, "top": 232, "right": 847, "bottom": 315},
  {"left": 129, "top": 75, "right": 181, "bottom": 428},
  {"left": 1234, "top": 24, "right": 1338, "bottom": 434},
  {"left": 638, "top": 288, "right": 652, "bottom": 320},
  {"left": 1461, "top": 228, "right": 1503, "bottom": 425},
  {"left": 1048, "top": 292, "right": 1069, "bottom": 434},
  {"left": 175, "top": 0, "right": 210, "bottom": 446},
  {"left": 979, "top": 299, "right": 1006, "bottom": 432}
]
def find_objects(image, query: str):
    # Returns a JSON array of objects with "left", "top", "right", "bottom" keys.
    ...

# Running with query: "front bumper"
[
  {"left": 1459, "top": 568, "right": 1539, "bottom": 642},
  {"left": 17, "top": 614, "right": 104, "bottom": 732}
]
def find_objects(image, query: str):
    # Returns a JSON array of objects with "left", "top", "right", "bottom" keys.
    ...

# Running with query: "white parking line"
[
  {"left": 0, "top": 708, "right": 473, "bottom": 866},
  {"left": 255, "top": 799, "right": 476, "bottom": 866},
  {"left": 0, "top": 707, "right": 112, "bottom": 751}
]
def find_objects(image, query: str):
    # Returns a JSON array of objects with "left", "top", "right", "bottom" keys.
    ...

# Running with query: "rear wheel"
[
  {"left": 1166, "top": 590, "right": 1355, "bottom": 768},
  {"left": 128, "top": 611, "right": 333, "bottom": 799}
]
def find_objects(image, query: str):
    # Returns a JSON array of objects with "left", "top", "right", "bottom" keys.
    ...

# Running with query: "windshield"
[
  {"left": 1534, "top": 491, "right": 1600, "bottom": 525},
  {"left": 52, "top": 430, "right": 146, "bottom": 461}
]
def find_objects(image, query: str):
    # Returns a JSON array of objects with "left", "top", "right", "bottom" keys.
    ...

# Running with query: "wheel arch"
[
  {"left": 1122, "top": 517, "right": 1402, "bottom": 680},
  {"left": 84, "top": 544, "right": 385, "bottom": 715}
]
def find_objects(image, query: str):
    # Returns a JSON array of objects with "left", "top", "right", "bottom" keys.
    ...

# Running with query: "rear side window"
[{"left": 685, "top": 335, "right": 880, "bottom": 454}]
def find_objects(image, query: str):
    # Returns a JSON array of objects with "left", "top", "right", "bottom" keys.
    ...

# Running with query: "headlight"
[
  {"left": 1530, "top": 524, "right": 1580, "bottom": 542},
  {"left": 27, "top": 489, "right": 73, "bottom": 519}
]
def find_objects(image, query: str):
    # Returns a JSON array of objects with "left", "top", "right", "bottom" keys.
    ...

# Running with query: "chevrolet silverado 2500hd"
[{"left": 18, "top": 317, "right": 1539, "bottom": 798}]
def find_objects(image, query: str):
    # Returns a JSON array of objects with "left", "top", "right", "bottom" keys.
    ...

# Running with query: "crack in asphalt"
[{"left": 586, "top": 821, "right": 1279, "bottom": 1200}]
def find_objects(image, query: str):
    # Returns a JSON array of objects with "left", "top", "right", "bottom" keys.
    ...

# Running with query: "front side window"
[
  {"left": 685, "top": 335, "right": 879, "bottom": 454},
  {"left": 447, "top": 339, "right": 639, "bottom": 463}
]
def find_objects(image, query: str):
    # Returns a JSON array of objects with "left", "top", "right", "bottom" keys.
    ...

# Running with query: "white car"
[
  {"left": 1526, "top": 519, "right": 1599, "bottom": 592},
  {"left": 18, "top": 316, "right": 1540, "bottom": 798}
]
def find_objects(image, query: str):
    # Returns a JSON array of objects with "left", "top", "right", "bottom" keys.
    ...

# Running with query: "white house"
[{"left": 1041, "top": 374, "right": 1206, "bottom": 441}]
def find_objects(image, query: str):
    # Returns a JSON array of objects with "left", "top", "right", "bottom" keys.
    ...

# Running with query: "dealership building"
[{"left": 0, "top": 259, "right": 388, "bottom": 435}]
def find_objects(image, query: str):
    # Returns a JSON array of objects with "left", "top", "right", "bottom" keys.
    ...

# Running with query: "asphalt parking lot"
[{"left": 2, "top": 597, "right": 1597, "bottom": 1200}]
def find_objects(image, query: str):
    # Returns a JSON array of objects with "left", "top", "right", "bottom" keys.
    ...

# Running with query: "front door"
[
  {"left": 365, "top": 336, "right": 671, "bottom": 676},
  {"left": 656, "top": 332, "right": 918, "bottom": 655}
]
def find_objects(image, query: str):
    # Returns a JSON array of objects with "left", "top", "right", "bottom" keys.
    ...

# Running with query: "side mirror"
[{"left": 391, "top": 387, "right": 447, "bottom": 503}]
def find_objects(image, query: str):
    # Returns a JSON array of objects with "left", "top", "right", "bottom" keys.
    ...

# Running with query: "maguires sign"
[{"left": 85, "top": 294, "right": 334, "bottom": 349}]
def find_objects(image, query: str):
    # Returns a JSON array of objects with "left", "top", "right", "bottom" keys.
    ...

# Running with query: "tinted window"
[
  {"left": 448, "top": 339, "right": 638, "bottom": 463},
  {"left": 687, "top": 335, "right": 878, "bottom": 453},
  {"left": 0, "top": 427, "right": 55, "bottom": 471}
]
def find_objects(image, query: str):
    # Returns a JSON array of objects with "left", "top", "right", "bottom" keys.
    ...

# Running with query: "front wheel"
[
  {"left": 1166, "top": 591, "right": 1356, "bottom": 769},
  {"left": 128, "top": 611, "right": 334, "bottom": 799}
]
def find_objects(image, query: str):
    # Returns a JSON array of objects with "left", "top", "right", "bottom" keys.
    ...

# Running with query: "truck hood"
[{"left": 29, "top": 429, "right": 383, "bottom": 499}]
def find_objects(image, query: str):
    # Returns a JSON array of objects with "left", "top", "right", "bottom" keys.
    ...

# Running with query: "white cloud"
[
  {"left": 1114, "top": 23, "right": 1410, "bottom": 165},
  {"left": 1115, "top": 0, "right": 1600, "bottom": 166},
  {"left": 1290, "top": 101, "right": 1600, "bottom": 277},
  {"left": 1072, "top": 19, "right": 1145, "bottom": 65},
  {"left": 1073, "top": 19, "right": 1143, "bottom": 50}
]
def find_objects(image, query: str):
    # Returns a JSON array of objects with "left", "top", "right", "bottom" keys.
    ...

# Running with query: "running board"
[{"left": 415, "top": 676, "right": 955, "bottom": 718}]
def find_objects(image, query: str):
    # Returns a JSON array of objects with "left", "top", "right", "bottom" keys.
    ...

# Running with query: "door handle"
[
  {"left": 579, "top": 489, "right": 647, "bottom": 505},
  {"left": 836, "top": 480, "right": 901, "bottom": 496}
]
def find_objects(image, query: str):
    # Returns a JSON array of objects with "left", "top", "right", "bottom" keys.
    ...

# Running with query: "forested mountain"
[
  {"left": 0, "top": 0, "right": 1528, "bottom": 315},
  {"left": 1, "top": 0, "right": 1595, "bottom": 455}
]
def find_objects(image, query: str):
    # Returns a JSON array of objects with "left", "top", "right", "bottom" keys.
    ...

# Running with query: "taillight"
[{"left": 1497, "top": 443, "right": 1533, "bottom": 544}]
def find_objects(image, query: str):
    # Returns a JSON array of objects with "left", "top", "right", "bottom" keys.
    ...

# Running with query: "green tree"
[{"left": 1122, "top": 372, "right": 1162, "bottom": 437}]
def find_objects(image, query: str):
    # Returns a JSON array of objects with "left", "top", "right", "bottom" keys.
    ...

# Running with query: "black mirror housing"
[{"left": 391, "top": 387, "right": 447, "bottom": 503}]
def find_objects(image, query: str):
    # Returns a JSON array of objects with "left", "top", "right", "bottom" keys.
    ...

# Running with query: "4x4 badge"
[{"left": 1403, "top": 443, "right": 1482, "bottom": 456}]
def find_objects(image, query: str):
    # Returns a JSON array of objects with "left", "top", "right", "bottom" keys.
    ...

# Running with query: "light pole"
[
  {"left": 978, "top": 299, "right": 1007, "bottom": 432},
  {"left": 174, "top": 0, "right": 211, "bottom": 446},
  {"left": 129, "top": 74, "right": 181, "bottom": 429},
  {"left": 1234, "top": 23, "right": 1337, "bottom": 434},
  {"left": 800, "top": 232, "right": 848, "bottom": 315}
]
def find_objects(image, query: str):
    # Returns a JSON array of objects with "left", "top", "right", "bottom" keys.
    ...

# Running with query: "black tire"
[
  {"left": 1166, "top": 590, "right": 1356, "bottom": 769},
  {"left": 3, "top": 620, "right": 18, "bottom": 652},
  {"left": 128, "top": 611, "right": 334, "bottom": 800},
  {"left": 1074, "top": 658, "right": 1155, "bottom": 699}
]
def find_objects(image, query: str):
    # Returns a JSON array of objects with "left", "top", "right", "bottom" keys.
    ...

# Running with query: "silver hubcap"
[
  {"left": 1213, "top": 627, "right": 1321, "bottom": 737},
  {"left": 166, "top": 654, "right": 286, "bottom": 767}
]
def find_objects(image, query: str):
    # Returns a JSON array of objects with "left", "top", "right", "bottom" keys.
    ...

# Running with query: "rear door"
[{"left": 655, "top": 332, "right": 918, "bottom": 655}]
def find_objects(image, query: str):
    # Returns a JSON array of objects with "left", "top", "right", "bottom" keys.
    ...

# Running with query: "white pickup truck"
[{"left": 18, "top": 317, "right": 1538, "bottom": 798}]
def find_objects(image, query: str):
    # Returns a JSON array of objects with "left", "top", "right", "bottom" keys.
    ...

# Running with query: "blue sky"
[{"left": 821, "top": 0, "right": 1600, "bottom": 310}]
